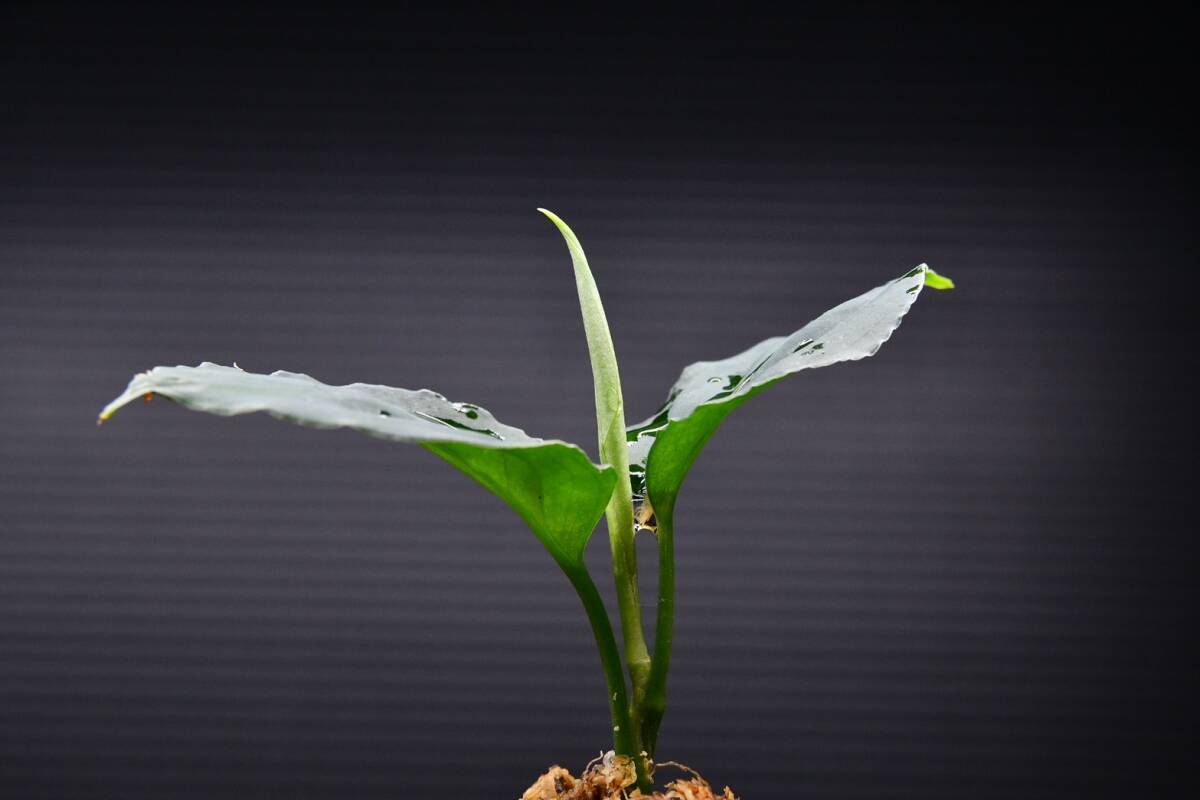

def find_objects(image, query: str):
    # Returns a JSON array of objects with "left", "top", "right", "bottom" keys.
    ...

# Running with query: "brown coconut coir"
[{"left": 521, "top": 752, "right": 736, "bottom": 800}]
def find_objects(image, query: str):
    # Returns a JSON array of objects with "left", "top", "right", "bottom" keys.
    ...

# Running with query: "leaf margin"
[{"left": 99, "top": 362, "right": 617, "bottom": 568}]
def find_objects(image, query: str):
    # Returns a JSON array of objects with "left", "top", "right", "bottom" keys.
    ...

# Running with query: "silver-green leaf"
[
  {"left": 628, "top": 264, "right": 951, "bottom": 518},
  {"left": 100, "top": 363, "right": 616, "bottom": 569}
]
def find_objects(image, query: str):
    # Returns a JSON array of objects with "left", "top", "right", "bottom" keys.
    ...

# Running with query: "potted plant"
[{"left": 99, "top": 211, "right": 953, "bottom": 798}]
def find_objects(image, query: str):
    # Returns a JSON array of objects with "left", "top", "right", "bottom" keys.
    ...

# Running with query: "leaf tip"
[
  {"left": 922, "top": 264, "right": 955, "bottom": 290},
  {"left": 536, "top": 207, "right": 570, "bottom": 235},
  {"left": 97, "top": 385, "right": 145, "bottom": 425}
]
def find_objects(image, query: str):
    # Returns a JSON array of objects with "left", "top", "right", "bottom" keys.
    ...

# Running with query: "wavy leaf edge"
[
  {"left": 628, "top": 263, "right": 951, "bottom": 514},
  {"left": 99, "top": 362, "right": 616, "bottom": 567}
]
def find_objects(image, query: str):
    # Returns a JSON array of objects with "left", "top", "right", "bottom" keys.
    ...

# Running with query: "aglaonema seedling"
[{"left": 99, "top": 210, "right": 953, "bottom": 794}]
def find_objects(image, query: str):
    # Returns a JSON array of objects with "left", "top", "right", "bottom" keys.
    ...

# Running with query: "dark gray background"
[{"left": 2, "top": 6, "right": 1193, "bottom": 798}]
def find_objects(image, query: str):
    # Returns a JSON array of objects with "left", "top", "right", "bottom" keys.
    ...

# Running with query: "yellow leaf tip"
[{"left": 922, "top": 265, "right": 956, "bottom": 290}]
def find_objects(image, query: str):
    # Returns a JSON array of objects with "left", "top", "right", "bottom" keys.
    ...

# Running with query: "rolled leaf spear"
[{"left": 100, "top": 211, "right": 952, "bottom": 793}]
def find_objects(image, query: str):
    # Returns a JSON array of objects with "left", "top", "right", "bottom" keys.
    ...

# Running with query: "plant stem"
[
  {"left": 640, "top": 502, "right": 676, "bottom": 756},
  {"left": 563, "top": 563, "right": 652, "bottom": 793},
  {"left": 606, "top": 479, "right": 653, "bottom": 706}
]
